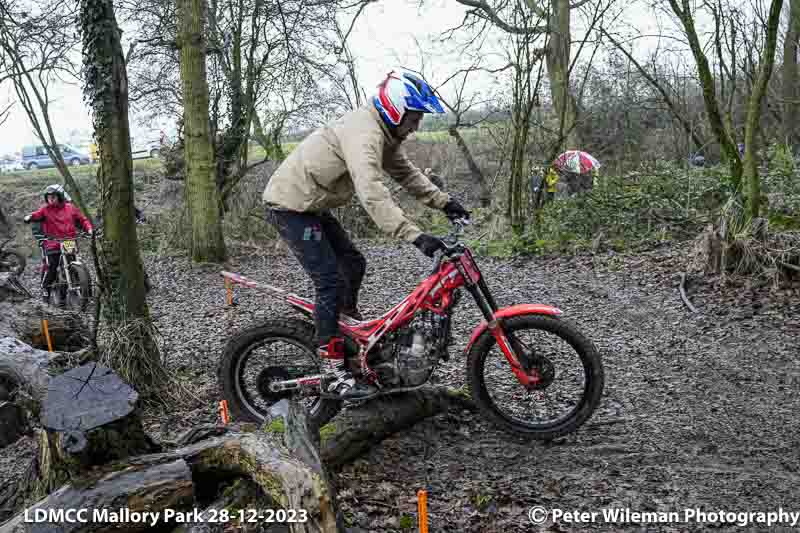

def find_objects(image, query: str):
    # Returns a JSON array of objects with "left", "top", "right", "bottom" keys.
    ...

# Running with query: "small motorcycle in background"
[
  {"left": 0, "top": 237, "right": 26, "bottom": 276},
  {"left": 39, "top": 236, "right": 92, "bottom": 310}
]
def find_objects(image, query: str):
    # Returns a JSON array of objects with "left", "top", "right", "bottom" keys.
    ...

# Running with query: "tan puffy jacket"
[{"left": 262, "top": 104, "right": 450, "bottom": 242}]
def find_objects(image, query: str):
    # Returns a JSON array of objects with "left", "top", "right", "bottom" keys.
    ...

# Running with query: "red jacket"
[{"left": 29, "top": 202, "right": 93, "bottom": 251}]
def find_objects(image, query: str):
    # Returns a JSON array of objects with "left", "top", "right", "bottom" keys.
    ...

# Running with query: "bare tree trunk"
[
  {"left": 448, "top": 127, "right": 490, "bottom": 207},
  {"left": 784, "top": 0, "right": 800, "bottom": 147},
  {"left": 742, "top": 0, "right": 785, "bottom": 218},
  {"left": 546, "top": 0, "right": 580, "bottom": 150},
  {"left": 80, "top": 0, "right": 162, "bottom": 393},
  {"left": 668, "top": 0, "right": 743, "bottom": 186},
  {"left": 178, "top": 0, "right": 227, "bottom": 263}
]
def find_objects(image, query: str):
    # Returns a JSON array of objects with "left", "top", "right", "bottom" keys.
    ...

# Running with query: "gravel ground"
[{"left": 2, "top": 239, "right": 799, "bottom": 532}]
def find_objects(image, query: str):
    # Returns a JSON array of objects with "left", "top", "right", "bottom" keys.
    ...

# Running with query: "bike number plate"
[{"left": 62, "top": 240, "right": 76, "bottom": 253}]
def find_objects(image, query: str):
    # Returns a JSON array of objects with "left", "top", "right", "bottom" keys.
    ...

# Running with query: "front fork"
[
  {"left": 60, "top": 255, "right": 73, "bottom": 291},
  {"left": 465, "top": 279, "right": 539, "bottom": 388}
]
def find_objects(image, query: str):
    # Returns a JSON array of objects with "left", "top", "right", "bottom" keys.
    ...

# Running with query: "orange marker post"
[
  {"left": 225, "top": 278, "right": 233, "bottom": 306},
  {"left": 417, "top": 489, "right": 428, "bottom": 533},
  {"left": 218, "top": 400, "right": 230, "bottom": 425},
  {"left": 41, "top": 319, "right": 54, "bottom": 352}
]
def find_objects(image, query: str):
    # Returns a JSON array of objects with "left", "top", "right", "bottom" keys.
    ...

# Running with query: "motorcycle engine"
[{"left": 370, "top": 307, "right": 455, "bottom": 388}]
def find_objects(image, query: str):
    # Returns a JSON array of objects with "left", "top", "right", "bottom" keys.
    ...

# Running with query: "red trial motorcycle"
[{"left": 218, "top": 217, "right": 604, "bottom": 438}]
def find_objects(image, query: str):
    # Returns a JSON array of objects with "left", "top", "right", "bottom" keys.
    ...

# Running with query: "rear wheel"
[
  {"left": 66, "top": 263, "right": 91, "bottom": 311},
  {"left": 467, "top": 315, "right": 604, "bottom": 439},
  {"left": 217, "top": 318, "right": 341, "bottom": 429},
  {"left": 27, "top": 162, "right": 38, "bottom": 171}
]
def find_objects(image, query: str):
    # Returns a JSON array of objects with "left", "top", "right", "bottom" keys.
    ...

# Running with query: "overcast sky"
[{"left": 0, "top": 0, "right": 694, "bottom": 157}]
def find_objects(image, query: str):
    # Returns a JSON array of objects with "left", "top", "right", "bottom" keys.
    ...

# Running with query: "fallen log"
[
  {"left": 320, "top": 386, "right": 476, "bottom": 469},
  {"left": 0, "top": 459, "right": 194, "bottom": 533},
  {"left": 0, "top": 363, "right": 158, "bottom": 523},
  {"left": 1, "top": 431, "right": 340, "bottom": 533},
  {"left": 0, "top": 379, "right": 474, "bottom": 532},
  {"left": 1, "top": 398, "right": 342, "bottom": 533},
  {"left": 0, "top": 337, "right": 55, "bottom": 416},
  {"left": 171, "top": 478, "right": 262, "bottom": 533}
]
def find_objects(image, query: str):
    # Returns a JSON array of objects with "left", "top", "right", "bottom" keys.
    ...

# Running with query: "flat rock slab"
[{"left": 42, "top": 363, "right": 137, "bottom": 433}]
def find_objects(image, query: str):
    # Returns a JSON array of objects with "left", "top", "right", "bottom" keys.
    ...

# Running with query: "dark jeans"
[{"left": 267, "top": 209, "right": 366, "bottom": 346}]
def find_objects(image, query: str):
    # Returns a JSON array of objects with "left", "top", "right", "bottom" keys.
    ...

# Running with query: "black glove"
[
  {"left": 443, "top": 198, "right": 471, "bottom": 220},
  {"left": 413, "top": 233, "right": 445, "bottom": 258}
]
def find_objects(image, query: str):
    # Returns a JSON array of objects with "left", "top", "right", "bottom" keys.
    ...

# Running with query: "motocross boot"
[
  {"left": 319, "top": 337, "right": 377, "bottom": 399},
  {"left": 341, "top": 307, "right": 363, "bottom": 321}
]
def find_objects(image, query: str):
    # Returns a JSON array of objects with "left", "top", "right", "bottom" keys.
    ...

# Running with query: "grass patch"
[
  {"left": 319, "top": 422, "right": 337, "bottom": 444},
  {"left": 398, "top": 514, "right": 415, "bottom": 529},
  {"left": 263, "top": 417, "right": 285, "bottom": 434},
  {"left": 768, "top": 213, "right": 800, "bottom": 230}
]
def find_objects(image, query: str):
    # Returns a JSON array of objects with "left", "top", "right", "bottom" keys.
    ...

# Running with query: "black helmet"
[{"left": 43, "top": 184, "right": 66, "bottom": 202}]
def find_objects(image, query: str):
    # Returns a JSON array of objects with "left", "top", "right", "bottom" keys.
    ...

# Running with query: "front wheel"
[
  {"left": 66, "top": 263, "right": 91, "bottom": 311},
  {"left": 217, "top": 318, "right": 341, "bottom": 429},
  {"left": 467, "top": 315, "right": 604, "bottom": 439}
]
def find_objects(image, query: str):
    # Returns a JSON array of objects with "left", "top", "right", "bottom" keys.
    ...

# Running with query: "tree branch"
[{"left": 453, "top": 0, "right": 548, "bottom": 35}]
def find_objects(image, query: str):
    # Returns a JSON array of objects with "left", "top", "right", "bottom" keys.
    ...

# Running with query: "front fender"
[{"left": 464, "top": 304, "right": 563, "bottom": 354}]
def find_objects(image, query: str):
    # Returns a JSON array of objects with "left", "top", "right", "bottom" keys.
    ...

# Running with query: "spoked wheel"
[
  {"left": 47, "top": 265, "right": 68, "bottom": 308},
  {"left": 49, "top": 282, "right": 67, "bottom": 308},
  {"left": 218, "top": 318, "right": 341, "bottom": 428},
  {"left": 467, "top": 315, "right": 604, "bottom": 439}
]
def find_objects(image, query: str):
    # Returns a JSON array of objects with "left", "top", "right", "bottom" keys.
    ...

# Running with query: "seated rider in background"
[
  {"left": 24, "top": 184, "right": 93, "bottom": 302},
  {"left": 262, "top": 69, "right": 470, "bottom": 399}
]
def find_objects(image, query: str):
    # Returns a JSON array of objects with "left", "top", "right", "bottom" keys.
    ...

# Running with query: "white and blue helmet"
[{"left": 373, "top": 69, "right": 445, "bottom": 127}]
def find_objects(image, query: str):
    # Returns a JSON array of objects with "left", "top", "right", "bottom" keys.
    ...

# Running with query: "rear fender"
[{"left": 464, "top": 304, "right": 562, "bottom": 354}]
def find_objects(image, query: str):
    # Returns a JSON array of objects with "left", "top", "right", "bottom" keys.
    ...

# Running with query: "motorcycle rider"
[
  {"left": 24, "top": 184, "right": 93, "bottom": 302},
  {"left": 262, "top": 69, "right": 471, "bottom": 399}
]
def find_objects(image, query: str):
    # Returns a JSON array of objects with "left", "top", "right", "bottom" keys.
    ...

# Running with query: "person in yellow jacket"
[
  {"left": 262, "top": 69, "right": 470, "bottom": 399},
  {"left": 544, "top": 167, "right": 559, "bottom": 199}
]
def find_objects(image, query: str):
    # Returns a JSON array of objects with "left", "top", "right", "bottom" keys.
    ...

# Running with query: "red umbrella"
[{"left": 553, "top": 150, "right": 601, "bottom": 174}]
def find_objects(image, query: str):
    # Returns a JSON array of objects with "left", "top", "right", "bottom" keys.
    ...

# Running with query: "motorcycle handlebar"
[
  {"left": 429, "top": 216, "right": 471, "bottom": 274},
  {"left": 442, "top": 215, "right": 470, "bottom": 244}
]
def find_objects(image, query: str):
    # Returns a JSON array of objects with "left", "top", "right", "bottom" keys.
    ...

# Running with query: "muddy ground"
[{"left": 3, "top": 235, "right": 798, "bottom": 532}]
